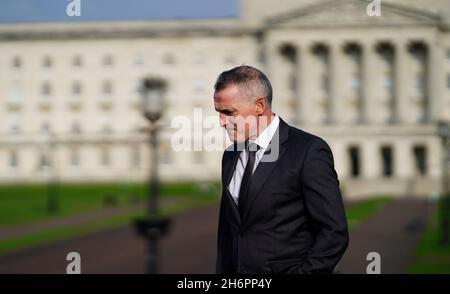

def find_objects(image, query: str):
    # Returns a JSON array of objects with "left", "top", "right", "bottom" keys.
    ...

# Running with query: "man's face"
[{"left": 214, "top": 84, "right": 258, "bottom": 143}]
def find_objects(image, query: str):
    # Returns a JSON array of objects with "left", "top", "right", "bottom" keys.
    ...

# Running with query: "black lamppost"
[
  {"left": 437, "top": 120, "right": 450, "bottom": 245},
  {"left": 134, "top": 78, "right": 171, "bottom": 274}
]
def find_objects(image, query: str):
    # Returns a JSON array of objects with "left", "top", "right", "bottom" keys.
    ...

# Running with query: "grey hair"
[{"left": 214, "top": 65, "right": 273, "bottom": 107}]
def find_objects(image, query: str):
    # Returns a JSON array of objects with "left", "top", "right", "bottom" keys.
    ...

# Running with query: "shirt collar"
[{"left": 249, "top": 114, "right": 279, "bottom": 151}]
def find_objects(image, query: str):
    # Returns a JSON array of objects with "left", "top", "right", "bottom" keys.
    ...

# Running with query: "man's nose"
[{"left": 219, "top": 113, "right": 227, "bottom": 128}]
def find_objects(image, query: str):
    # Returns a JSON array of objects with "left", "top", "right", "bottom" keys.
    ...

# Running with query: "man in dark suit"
[{"left": 214, "top": 65, "right": 349, "bottom": 274}]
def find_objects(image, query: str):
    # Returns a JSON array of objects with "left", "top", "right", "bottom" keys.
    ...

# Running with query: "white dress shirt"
[{"left": 228, "top": 115, "right": 280, "bottom": 205}]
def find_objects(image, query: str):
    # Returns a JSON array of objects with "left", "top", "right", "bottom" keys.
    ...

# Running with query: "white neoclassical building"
[{"left": 0, "top": 0, "right": 450, "bottom": 199}]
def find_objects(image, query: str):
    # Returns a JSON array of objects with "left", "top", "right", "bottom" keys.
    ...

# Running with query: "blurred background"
[{"left": 0, "top": 0, "right": 450, "bottom": 274}]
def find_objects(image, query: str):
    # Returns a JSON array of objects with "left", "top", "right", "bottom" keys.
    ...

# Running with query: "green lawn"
[
  {"left": 345, "top": 196, "right": 393, "bottom": 231},
  {"left": 405, "top": 197, "right": 450, "bottom": 274},
  {"left": 0, "top": 192, "right": 220, "bottom": 255},
  {"left": 0, "top": 181, "right": 220, "bottom": 227}
]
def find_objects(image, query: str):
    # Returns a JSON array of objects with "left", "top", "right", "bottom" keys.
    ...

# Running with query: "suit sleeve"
[
  {"left": 216, "top": 150, "right": 232, "bottom": 274},
  {"left": 297, "top": 137, "right": 349, "bottom": 273},
  {"left": 216, "top": 194, "right": 228, "bottom": 274}
]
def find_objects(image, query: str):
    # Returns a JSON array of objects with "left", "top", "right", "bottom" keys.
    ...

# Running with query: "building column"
[
  {"left": 296, "top": 42, "right": 312, "bottom": 125},
  {"left": 266, "top": 40, "right": 279, "bottom": 90},
  {"left": 362, "top": 42, "right": 377, "bottom": 124},
  {"left": 331, "top": 140, "right": 347, "bottom": 178},
  {"left": 427, "top": 40, "right": 443, "bottom": 123},
  {"left": 394, "top": 140, "right": 413, "bottom": 179},
  {"left": 428, "top": 138, "right": 442, "bottom": 179},
  {"left": 329, "top": 41, "right": 343, "bottom": 124},
  {"left": 394, "top": 40, "right": 408, "bottom": 124},
  {"left": 266, "top": 40, "right": 284, "bottom": 114},
  {"left": 362, "top": 140, "right": 379, "bottom": 179}
]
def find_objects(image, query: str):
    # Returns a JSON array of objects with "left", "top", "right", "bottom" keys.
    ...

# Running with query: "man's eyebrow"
[{"left": 215, "top": 107, "right": 234, "bottom": 113}]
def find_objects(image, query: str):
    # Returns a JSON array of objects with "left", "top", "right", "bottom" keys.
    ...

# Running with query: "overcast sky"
[{"left": 0, "top": 0, "right": 239, "bottom": 23}]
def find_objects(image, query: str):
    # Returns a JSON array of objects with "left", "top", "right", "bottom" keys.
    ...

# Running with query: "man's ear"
[{"left": 255, "top": 96, "right": 265, "bottom": 115}]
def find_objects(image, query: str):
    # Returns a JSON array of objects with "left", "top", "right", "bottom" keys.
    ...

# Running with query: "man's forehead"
[
  {"left": 215, "top": 84, "right": 241, "bottom": 97},
  {"left": 214, "top": 91, "right": 234, "bottom": 109},
  {"left": 214, "top": 102, "right": 234, "bottom": 112}
]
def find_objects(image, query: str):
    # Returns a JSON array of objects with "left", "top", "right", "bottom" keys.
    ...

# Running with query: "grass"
[
  {"left": 404, "top": 197, "right": 450, "bottom": 274},
  {"left": 345, "top": 196, "right": 393, "bottom": 231},
  {"left": 0, "top": 181, "right": 220, "bottom": 227},
  {"left": 0, "top": 192, "right": 220, "bottom": 255}
]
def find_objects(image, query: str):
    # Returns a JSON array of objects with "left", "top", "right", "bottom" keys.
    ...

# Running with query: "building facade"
[{"left": 1, "top": 0, "right": 450, "bottom": 199}]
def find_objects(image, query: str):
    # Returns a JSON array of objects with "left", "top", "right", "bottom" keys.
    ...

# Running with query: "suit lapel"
[
  {"left": 221, "top": 142, "right": 244, "bottom": 224},
  {"left": 222, "top": 145, "right": 242, "bottom": 190},
  {"left": 241, "top": 119, "right": 290, "bottom": 224}
]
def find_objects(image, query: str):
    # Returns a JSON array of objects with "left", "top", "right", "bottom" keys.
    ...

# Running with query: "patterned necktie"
[{"left": 238, "top": 142, "right": 258, "bottom": 218}]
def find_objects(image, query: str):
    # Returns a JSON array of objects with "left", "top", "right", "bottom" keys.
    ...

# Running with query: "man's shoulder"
[
  {"left": 284, "top": 121, "right": 331, "bottom": 152},
  {"left": 283, "top": 124, "right": 335, "bottom": 169}
]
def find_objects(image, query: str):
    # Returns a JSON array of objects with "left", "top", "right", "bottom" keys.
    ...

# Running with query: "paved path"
[{"left": 337, "top": 198, "right": 435, "bottom": 274}]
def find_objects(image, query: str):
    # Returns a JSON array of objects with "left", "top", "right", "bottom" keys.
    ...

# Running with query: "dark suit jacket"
[{"left": 216, "top": 118, "right": 349, "bottom": 274}]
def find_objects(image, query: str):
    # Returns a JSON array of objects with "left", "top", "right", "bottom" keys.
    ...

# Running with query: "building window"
[
  {"left": 103, "top": 55, "right": 113, "bottom": 67},
  {"left": 9, "top": 150, "right": 18, "bottom": 168},
  {"left": 41, "top": 82, "right": 52, "bottom": 97},
  {"left": 71, "top": 122, "right": 81, "bottom": 134},
  {"left": 72, "top": 81, "right": 82, "bottom": 95},
  {"left": 42, "top": 56, "right": 52, "bottom": 68},
  {"left": 318, "top": 51, "right": 328, "bottom": 66},
  {"left": 348, "top": 146, "right": 360, "bottom": 178},
  {"left": 411, "top": 44, "right": 427, "bottom": 65},
  {"left": 102, "top": 80, "right": 113, "bottom": 95},
  {"left": 350, "top": 52, "right": 361, "bottom": 65},
  {"left": 163, "top": 53, "right": 175, "bottom": 65},
  {"left": 383, "top": 74, "right": 393, "bottom": 91},
  {"left": 9, "top": 124, "right": 20, "bottom": 134},
  {"left": 73, "top": 55, "right": 83, "bottom": 67},
  {"left": 413, "top": 145, "right": 427, "bottom": 175},
  {"left": 12, "top": 56, "right": 22, "bottom": 69},
  {"left": 321, "top": 73, "right": 329, "bottom": 94},
  {"left": 40, "top": 122, "right": 50, "bottom": 133},
  {"left": 312, "top": 45, "right": 329, "bottom": 96},
  {"left": 289, "top": 73, "right": 297, "bottom": 92},
  {"left": 381, "top": 146, "right": 393, "bottom": 177},
  {"left": 415, "top": 73, "right": 425, "bottom": 90},
  {"left": 9, "top": 81, "right": 23, "bottom": 100},
  {"left": 279, "top": 44, "right": 296, "bottom": 64},
  {"left": 100, "top": 147, "right": 110, "bottom": 166},
  {"left": 379, "top": 46, "right": 393, "bottom": 64},
  {"left": 133, "top": 52, "right": 144, "bottom": 66},
  {"left": 130, "top": 146, "right": 140, "bottom": 167},
  {"left": 39, "top": 153, "right": 51, "bottom": 169},
  {"left": 70, "top": 148, "right": 80, "bottom": 167},
  {"left": 350, "top": 75, "right": 361, "bottom": 91}
]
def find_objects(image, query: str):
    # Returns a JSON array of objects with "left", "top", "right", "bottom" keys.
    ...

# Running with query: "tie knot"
[{"left": 246, "top": 142, "right": 259, "bottom": 152}]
